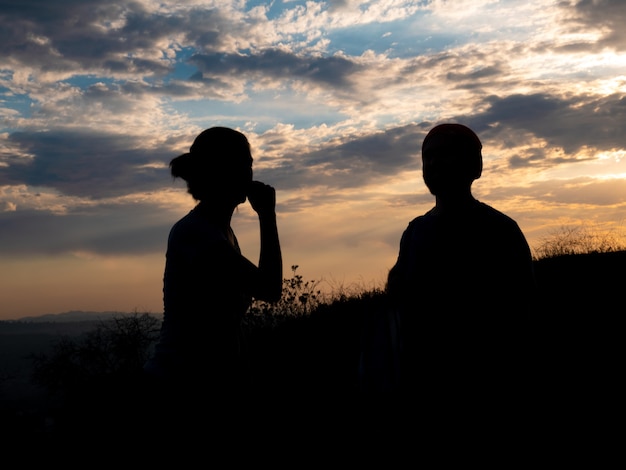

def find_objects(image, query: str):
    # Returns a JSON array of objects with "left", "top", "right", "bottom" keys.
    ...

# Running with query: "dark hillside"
[
  {"left": 533, "top": 250, "right": 626, "bottom": 313},
  {"left": 254, "top": 252, "right": 625, "bottom": 415},
  {"left": 1, "top": 251, "right": 623, "bottom": 433},
  {"left": 249, "top": 290, "right": 387, "bottom": 398},
  {"left": 532, "top": 250, "right": 623, "bottom": 370},
  {"left": 531, "top": 250, "right": 623, "bottom": 409},
  {"left": 0, "top": 321, "right": 105, "bottom": 432}
]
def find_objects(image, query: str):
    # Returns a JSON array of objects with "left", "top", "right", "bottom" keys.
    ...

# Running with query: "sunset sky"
[{"left": 2, "top": 0, "right": 626, "bottom": 320}]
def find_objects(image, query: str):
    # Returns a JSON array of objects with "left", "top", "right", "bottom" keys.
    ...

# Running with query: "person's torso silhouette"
[
  {"left": 143, "top": 127, "right": 282, "bottom": 425},
  {"left": 386, "top": 123, "right": 536, "bottom": 398}
]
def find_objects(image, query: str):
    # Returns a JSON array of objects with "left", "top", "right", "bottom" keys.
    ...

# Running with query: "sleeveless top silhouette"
[{"left": 145, "top": 205, "right": 251, "bottom": 388}]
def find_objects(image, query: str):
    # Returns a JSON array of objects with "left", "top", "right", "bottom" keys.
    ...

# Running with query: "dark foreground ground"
[{"left": 0, "top": 251, "right": 623, "bottom": 435}]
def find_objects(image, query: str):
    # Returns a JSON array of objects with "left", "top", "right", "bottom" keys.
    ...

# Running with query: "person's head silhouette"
[
  {"left": 421, "top": 123, "right": 483, "bottom": 198},
  {"left": 170, "top": 127, "right": 253, "bottom": 205}
]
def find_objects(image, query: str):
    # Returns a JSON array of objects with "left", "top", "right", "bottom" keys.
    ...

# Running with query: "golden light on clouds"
[{"left": 2, "top": 0, "right": 626, "bottom": 318}]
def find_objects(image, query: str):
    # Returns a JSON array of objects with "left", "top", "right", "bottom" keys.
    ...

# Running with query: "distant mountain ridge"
[{"left": 10, "top": 310, "right": 137, "bottom": 323}]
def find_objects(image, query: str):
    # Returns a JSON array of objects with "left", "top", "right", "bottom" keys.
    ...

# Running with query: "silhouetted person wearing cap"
[
  {"left": 385, "top": 123, "right": 536, "bottom": 400},
  {"left": 143, "top": 126, "right": 282, "bottom": 427}
]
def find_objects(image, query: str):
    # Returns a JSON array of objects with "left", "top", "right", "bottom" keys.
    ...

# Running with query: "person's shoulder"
[
  {"left": 169, "top": 210, "right": 198, "bottom": 234},
  {"left": 169, "top": 210, "right": 225, "bottom": 242},
  {"left": 401, "top": 210, "right": 437, "bottom": 243},
  {"left": 476, "top": 201, "right": 516, "bottom": 221},
  {"left": 406, "top": 208, "right": 436, "bottom": 227},
  {"left": 475, "top": 201, "right": 524, "bottom": 231}
]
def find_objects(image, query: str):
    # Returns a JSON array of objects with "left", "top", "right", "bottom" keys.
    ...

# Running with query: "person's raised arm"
[{"left": 247, "top": 180, "right": 283, "bottom": 302}]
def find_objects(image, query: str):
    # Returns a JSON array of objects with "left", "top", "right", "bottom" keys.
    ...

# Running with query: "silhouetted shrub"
[
  {"left": 534, "top": 223, "right": 626, "bottom": 259},
  {"left": 31, "top": 313, "right": 160, "bottom": 394},
  {"left": 243, "top": 265, "right": 323, "bottom": 336},
  {"left": 29, "top": 312, "right": 160, "bottom": 431}
]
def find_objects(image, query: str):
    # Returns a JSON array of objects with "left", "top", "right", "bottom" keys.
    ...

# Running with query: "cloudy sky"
[{"left": 2, "top": 0, "right": 626, "bottom": 320}]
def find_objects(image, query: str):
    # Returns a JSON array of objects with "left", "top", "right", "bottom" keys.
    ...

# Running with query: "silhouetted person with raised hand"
[
  {"left": 385, "top": 123, "right": 536, "bottom": 402},
  {"left": 143, "top": 126, "right": 282, "bottom": 427}
]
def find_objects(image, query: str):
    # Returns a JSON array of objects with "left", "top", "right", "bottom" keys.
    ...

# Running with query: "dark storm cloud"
[
  {"left": 304, "top": 124, "right": 426, "bottom": 174},
  {"left": 256, "top": 123, "right": 429, "bottom": 191},
  {"left": 2, "top": 122, "right": 424, "bottom": 202},
  {"left": 0, "top": 130, "right": 172, "bottom": 198},
  {"left": 464, "top": 92, "right": 626, "bottom": 166},
  {"left": 0, "top": 202, "right": 171, "bottom": 256},
  {"left": 261, "top": 90, "right": 626, "bottom": 191},
  {"left": 5, "top": 89, "right": 625, "bottom": 201},
  {"left": 0, "top": 1, "right": 361, "bottom": 102},
  {"left": 120, "top": 80, "right": 204, "bottom": 99},
  {"left": 0, "top": 1, "right": 255, "bottom": 79},
  {"left": 261, "top": 87, "right": 626, "bottom": 189},
  {"left": 189, "top": 49, "right": 361, "bottom": 89},
  {"left": 0, "top": 0, "right": 175, "bottom": 76},
  {"left": 446, "top": 65, "right": 504, "bottom": 83},
  {"left": 265, "top": 90, "right": 626, "bottom": 185},
  {"left": 559, "top": 0, "right": 626, "bottom": 51}
]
